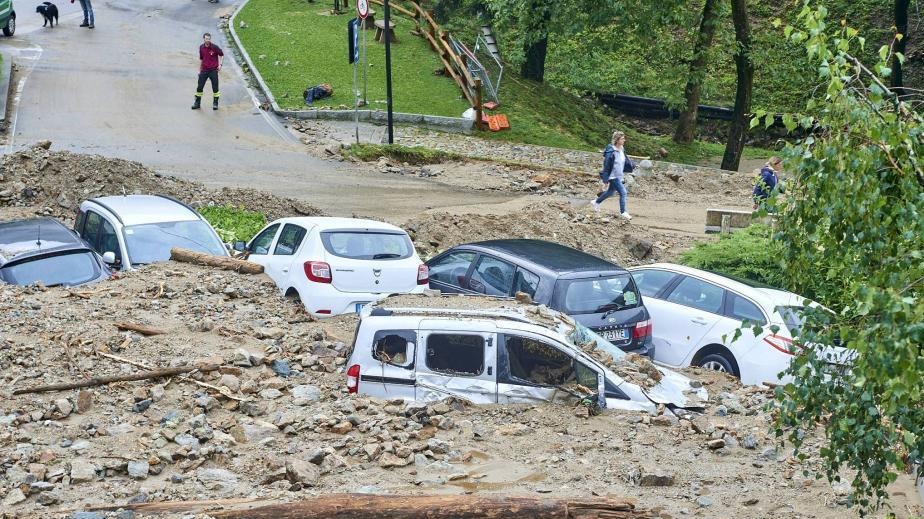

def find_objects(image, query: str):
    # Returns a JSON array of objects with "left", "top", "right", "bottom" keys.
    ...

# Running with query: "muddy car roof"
[{"left": 465, "top": 239, "right": 625, "bottom": 275}]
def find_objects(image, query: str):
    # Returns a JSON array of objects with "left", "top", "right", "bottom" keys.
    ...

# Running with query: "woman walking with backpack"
[{"left": 591, "top": 130, "right": 633, "bottom": 220}]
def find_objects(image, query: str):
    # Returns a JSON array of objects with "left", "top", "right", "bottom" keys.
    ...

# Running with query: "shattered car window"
[
  {"left": 372, "top": 330, "right": 415, "bottom": 368},
  {"left": 503, "top": 335, "right": 575, "bottom": 386},
  {"left": 425, "top": 334, "right": 484, "bottom": 376},
  {"left": 568, "top": 322, "right": 626, "bottom": 362}
]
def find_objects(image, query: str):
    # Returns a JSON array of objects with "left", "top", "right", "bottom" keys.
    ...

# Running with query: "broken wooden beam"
[
  {"left": 114, "top": 322, "right": 166, "bottom": 336},
  {"left": 84, "top": 494, "right": 654, "bottom": 518},
  {"left": 11, "top": 366, "right": 213, "bottom": 395},
  {"left": 170, "top": 247, "right": 264, "bottom": 275}
]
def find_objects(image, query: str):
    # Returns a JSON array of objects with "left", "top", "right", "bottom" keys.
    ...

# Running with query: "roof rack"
[{"left": 369, "top": 306, "right": 537, "bottom": 325}]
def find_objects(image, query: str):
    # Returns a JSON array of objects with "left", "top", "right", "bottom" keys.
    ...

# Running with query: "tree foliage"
[{"left": 766, "top": 2, "right": 924, "bottom": 512}]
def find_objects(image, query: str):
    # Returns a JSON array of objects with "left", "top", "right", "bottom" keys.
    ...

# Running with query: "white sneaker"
[
  {"left": 590, "top": 200, "right": 600, "bottom": 212},
  {"left": 621, "top": 212, "right": 632, "bottom": 220}
]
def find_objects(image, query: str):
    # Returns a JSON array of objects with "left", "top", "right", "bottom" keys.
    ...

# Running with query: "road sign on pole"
[
  {"left": 357, "top": 0, "right": 369, "bottom": 19},
  {"left": 347, "top": 18, "right": 359, "bottom": 64},
  {"left": 384, "top": 0, "right": 394, "bottom": 144}
]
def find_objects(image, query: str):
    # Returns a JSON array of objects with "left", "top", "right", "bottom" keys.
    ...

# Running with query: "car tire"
[
  {"left": 695, "top": 353, "right": 736, "bottom": 376},
  {"left": 285, "top": 289, "right": 302, "bottom": 304},
  {"left": 3, "top": 16, "right": 15, "bottom": 37}
]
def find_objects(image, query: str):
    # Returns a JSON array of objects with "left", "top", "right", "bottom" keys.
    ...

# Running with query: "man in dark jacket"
[
  {"left": 753, "top": 157, "right": 782, "bottom": 209},
  {"left": 192, "top": 33, "right": 224, "bottom": 110}
]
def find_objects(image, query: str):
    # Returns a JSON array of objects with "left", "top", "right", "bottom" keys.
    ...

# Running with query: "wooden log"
[
  {"left": 367, "top": 0, "right": 415, "bottom": 18},
  {"left": 114, "top": 322, "right": 166, "bottom": 336},
  {"left": 420, "top": 29, "right": 473, "bottom": 105},
  {"left": 475, "top": 78, "right": 484, "bottom": 130},
  {"left": 170, "top": 247, "right": 264, "bottom": 274},
  {"left": 11, "top": 366, "right": 206, "bottom": 395},
  {"left": 84, "top": 494, "right": 652, "bottom": 518}
]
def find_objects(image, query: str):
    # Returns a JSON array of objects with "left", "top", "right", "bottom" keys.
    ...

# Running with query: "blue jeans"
[
  {"left": 595, "top": 178, "right": 628, "bottom": 213},
  {"left": 78, "top": 0, "right": 94, "bottom": 25}
]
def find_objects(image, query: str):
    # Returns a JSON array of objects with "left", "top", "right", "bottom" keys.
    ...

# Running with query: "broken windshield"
[{"left": 568, "top": 321, "right": 625, "bottom": 362}]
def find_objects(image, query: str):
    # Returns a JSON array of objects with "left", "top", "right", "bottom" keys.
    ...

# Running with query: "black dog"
[{"left": 36, "top": 2, "right": 59, "bottom": 28}]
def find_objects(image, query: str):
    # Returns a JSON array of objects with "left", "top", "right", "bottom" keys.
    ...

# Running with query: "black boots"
[
  {"left": 213, "top": 97, "right": 219, "bottom": 110},
  {"left": 191, "top": 96, "right": 201, "bottom": 110}
]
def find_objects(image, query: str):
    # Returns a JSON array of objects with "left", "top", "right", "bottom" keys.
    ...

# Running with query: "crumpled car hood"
[{"left": 642, "top": 366, "right": 708, "bottom": 408}]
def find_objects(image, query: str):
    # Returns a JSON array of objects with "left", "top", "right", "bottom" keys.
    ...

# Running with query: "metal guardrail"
[{"left": 594, "top": 92, "right": 788, "bottom": 126}]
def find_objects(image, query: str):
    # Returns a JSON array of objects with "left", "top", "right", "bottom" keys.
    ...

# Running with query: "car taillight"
[
  {"left": 632, "top": 319, "right": 652, "bottom": 340},
  {"left": 346, "top": 364, "right": 360, "bottom": 394},
  {"left": 304, "top": 261, "right": 332, "bottom": 283},
  {"left": 763, "top": 334, "right": 800, "bottom": 355},
  {"left": 417, "top": 264, "right": 429, "bottom": 285}
]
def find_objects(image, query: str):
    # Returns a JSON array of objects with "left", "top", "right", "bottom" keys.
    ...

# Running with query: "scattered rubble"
[
  {"left": 0, "top": 265, "right": 918, "bottom": 518},
  {"left": 404, "top": 201, "right": 696, "bottom": 264},
  {"left": 0, "top": 142, "right": 323, "bottom": 223}
]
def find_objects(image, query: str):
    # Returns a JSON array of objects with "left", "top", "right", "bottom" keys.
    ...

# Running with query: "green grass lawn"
[
  {"left": 235, "top": 0, "right": 470, "bottom": 116},
  {"left": 235, "top": 0, "right": 771, "bottom": 167}
]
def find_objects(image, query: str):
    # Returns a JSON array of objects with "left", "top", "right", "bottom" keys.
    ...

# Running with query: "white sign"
[{"left": 357, "top": 0, "right": 369, "bottom": 19}]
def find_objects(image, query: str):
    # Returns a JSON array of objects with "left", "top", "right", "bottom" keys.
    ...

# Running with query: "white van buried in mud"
[{"left": 345, "top": 295, "right": 708, "bottom": 415}]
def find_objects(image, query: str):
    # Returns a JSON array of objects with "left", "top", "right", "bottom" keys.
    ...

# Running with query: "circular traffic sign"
[{"left": 357, "top": 0, "right": 369, "bottom": 19}]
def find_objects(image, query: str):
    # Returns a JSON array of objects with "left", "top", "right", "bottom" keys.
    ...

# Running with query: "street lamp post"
[{"left": 383, "top": 0, "right": 394, "bottom": 143}]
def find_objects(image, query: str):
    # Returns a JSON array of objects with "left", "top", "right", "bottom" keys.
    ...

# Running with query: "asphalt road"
[{"left": 0, "top": 0, "right": 510, "bottom": 220}]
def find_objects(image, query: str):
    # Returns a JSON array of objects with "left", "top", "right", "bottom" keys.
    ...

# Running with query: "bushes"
[
  {"left": 679, "top": 224, "right": 787, "bottom": 289},
  {"left": 343, "top": 144, "right": 461, "bottom": 164},
  {"left": 198, "top": 205, "right": 267, "bottom": 243}
]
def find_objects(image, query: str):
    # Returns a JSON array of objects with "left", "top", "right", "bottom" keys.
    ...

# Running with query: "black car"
[
  {"left": 0, "top": 218, "right": 112, "bottom": 287},
  {"left": 426, "top": 239, "right": 653, "bottom": 356}
]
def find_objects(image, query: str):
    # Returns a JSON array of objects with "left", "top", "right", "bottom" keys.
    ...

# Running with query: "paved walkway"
[{"left": 0, "top": 0, "right": 511, "bottom": 220}]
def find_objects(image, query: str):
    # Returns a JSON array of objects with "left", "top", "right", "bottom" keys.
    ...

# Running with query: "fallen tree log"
[
  {"left": 85, "top": 494, "right": 654, "bottom": 518},
  {"left": 114, "top": 322, "right": 166, "bottom": 336},
  {"left": 209, "top": 494, "right": 655, "bottom": 519},
  {"left": 170, "top": 247, "right": 264, "bottom": 274},
  {"left": 11, "top": 366, "right": 212, "bottom": 395}
]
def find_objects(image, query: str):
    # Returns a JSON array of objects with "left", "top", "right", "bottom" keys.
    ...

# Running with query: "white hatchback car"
[
  {"left": 628, "top": 263, "right": 832, "bottom": 386},
  {"left": 241, "top": 217, "right": 428, "bottom": 317},
  {"left": 76, "top": 195, "right": 229, "bottom": 271}
]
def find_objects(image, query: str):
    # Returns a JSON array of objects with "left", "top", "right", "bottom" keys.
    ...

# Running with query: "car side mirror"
[
  {"left": 232, "top": 241, "right": 247, "bottom": 252},
  {"left": 102, "top": 252, "right": 117, "bottom": 264}
]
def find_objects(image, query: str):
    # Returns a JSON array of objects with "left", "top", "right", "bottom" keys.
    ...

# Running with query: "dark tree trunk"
[
  {"left": 674, "top": 0, "right": 721, "bottom": 143},
  {"left": 521, "top": 34, "right": 550, "bottom": 81},
  {"left": 520, "top": 2, "right": 553, "bottom": 82},
  {"left": 721, "top": 0, "right": 753, "bottom": 171},
  {"left": 891, "top": 0, "right": 910, "bottom": 96}
]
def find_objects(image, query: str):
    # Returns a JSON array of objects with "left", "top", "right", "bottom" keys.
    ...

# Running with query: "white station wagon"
[
  {"left": 241, "top": 217, "right": 428, "bottom": 317},
  {"left": 345, "top": 296, "right": 708, "bottom": 414},
  {"left": 628, "top": 263, "right": 848, "bottom": 386}
]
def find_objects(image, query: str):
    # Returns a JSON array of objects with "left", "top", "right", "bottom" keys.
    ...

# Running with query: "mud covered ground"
[{"left": 0, "top": 264, "right": 920, "bottom": 519}]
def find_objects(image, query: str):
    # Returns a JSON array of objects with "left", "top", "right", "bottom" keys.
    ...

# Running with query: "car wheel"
[
  {"left": 285, "top": 289, "right": 302, "bottom": 304},
  {"left": 3, "top": 16, "right": 15, "bottom": 37},
  {"left": 696, "top": 353, "right": 736, "bottom": 375}
]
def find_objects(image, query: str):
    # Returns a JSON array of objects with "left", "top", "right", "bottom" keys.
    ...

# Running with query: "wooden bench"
[{"left": 374, "top": 19, "right": 397, "bottom": 43}]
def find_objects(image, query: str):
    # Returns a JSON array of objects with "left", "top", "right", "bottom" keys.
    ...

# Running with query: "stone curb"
[
  {"left": 227, "top": 0, "right": 472, "bottom": 135},
  {"left": 0, "top": 51, "right": 13, "bottom": 125}
]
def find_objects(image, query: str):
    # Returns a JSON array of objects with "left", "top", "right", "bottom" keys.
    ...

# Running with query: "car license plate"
[
  {"left": 355, "top": 302, "right": 370, "bottom": 313},
  {"left": 601, "top": 329, "right": 628, "bottom": 341}
]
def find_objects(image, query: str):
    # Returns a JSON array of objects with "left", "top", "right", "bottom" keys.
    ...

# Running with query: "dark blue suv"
[{"left": 426, "top": 239, "right": 653, "bottom": 357}]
